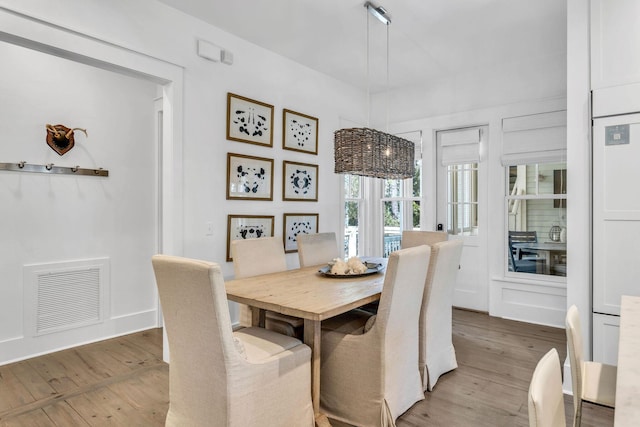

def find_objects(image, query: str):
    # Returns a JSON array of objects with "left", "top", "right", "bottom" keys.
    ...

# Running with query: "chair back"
[
  {"left": 231, "top": 236, "right": 287, "bottom": 278},
  {"left": 375, "top": 245, "right": 431, "bottom": 406},
  {"left": 509, "top": 230, "right": 538, "bottom": 244},
  {"left": 297, "top": 232, "right": 340, "bottom": 267},
  {"left": 528, "top": 348, "right": 566, "bottom": 427},
  {"left": 151, "top": 255, "right": 238, "bottom": 425},
  {"left": 566, "top": 304, "right": 584, "bottom": 422},
  {"left": 401, "top": 230, "right": 448, "bottom": 249},
  {"left": 421, "top": 239, "right": 463, "bottom": 390}
]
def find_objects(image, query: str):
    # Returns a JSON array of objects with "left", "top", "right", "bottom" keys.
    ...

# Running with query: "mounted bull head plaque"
[{"left": 45, "top": 124, "right": 87, "bottom": 156}]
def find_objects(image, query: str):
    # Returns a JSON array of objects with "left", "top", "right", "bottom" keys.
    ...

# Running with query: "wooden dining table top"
[{"left": 225, "top": 263, "right": 385, "bottom": 321}]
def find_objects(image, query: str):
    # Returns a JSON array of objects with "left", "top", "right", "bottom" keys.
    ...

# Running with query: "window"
[
  {"left": 506, "top": 162, "right": 567, "bottom": 277},
  {"left": 446, "top": 163, "right": 478, "bottom": 236},
  {"left": 343, "top": 174, "right": 362, "bottom": 258},
  {"left": 381, "top": 157, "right": 422, "bottom": 257}
]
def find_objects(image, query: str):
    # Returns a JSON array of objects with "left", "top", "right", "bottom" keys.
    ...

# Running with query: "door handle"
[{"left": 437, "top": 223, "right": 443, "bottom": 231}]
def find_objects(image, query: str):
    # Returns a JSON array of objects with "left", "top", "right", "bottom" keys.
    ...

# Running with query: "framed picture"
[
  {"left": 227, "top": 215, "right": 275, "bottom": 261},
  {"left": 227, "top": 93, "right": 274, "bottom": 147},
  {"left": 283, "top": 213, "right": 318, "bottom": 253},
  {"left": 283, "top": 160, "right": 318, "bottom": 201},
  {"left": 227, "top": 153, "right": 274, "bottom": 200},
  {"left": 282, "top": 109, "right": 318, "bottom": 154}
]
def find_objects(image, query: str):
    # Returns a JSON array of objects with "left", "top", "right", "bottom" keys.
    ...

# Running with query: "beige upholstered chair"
[
  {"left": 320, "top": 245, "right": 430, "bottom": 426},
  {"left": 151, "top": 255, "right": 314, "bottom": 427},
  {"left": 402, "top": 232, "right": 462, "bottom": 391},
  {"left": 401, "top": 230, "right": 448, "bottom": 249},
  {"left": 231, "top": 236, "right": 303, "bottom": 337},
  {"left": 297, "top": 232, "right": 340, "bottom": 267},
  {"left": 528, "top": 348, "right": 566, "bottom": 427},
  {"left": 566, "top": 305, "right": 616, "bottom": 427}
]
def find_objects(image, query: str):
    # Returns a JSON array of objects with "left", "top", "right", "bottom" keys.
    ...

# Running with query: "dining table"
[
  {"left": 225, "top": 259, "right": 386, "bottom": 427},
  {"left": 511, "top": 241, "right": 566, "bottom": 275},
  {"left": 614, "top": 295, "right": 640, "bottom": 426}
]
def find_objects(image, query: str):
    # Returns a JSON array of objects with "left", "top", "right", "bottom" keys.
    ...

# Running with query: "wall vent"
[{"left": 24, "top": 258, "right": 109, "bottom": 336}]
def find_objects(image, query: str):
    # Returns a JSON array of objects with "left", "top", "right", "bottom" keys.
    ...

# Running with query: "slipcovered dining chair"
[
  {"left": 231, "top": 236, "right": 303, "bottom": 337},
  {"left": 320, "top": 245, "right": 430, "bottom": 427},
  {"left": 401, "top": 230, "right": 448, "bottom": 248},
  {"left": 566, "top": 305, "right": 616, "bottom": 427},
  {"left": 401, "top": 232, "right": 463, "bottom": 391},
  {"left": 151, "top": 255, "right": 314, "bottom": 427},
  {"left": 528, "top": 348, "right": 566, "bottom": 427},
  {"left": 297, "top": 232, "right": 340, "bottom": 267}
]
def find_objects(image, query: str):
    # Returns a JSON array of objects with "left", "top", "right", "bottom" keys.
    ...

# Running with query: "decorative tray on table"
[{"left": 318, "top": 258, "right": 385, "bottom": 278}]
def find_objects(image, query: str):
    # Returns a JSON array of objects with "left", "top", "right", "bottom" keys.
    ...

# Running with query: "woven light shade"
[{"left": 334, "top": 127, "right": 415, "bottom": 179}]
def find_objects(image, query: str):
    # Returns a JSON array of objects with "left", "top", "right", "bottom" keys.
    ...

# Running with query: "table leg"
[
  {"left": 250, "top": 307, "right": 266, "bottom": 327},
  {"left": 304, "top": 319, "right": 330, "bottom": 427}
]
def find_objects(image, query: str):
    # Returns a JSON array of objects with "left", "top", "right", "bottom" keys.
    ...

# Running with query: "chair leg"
[{"left": 573, "top": 399, "right": 582, "bottom": 427}]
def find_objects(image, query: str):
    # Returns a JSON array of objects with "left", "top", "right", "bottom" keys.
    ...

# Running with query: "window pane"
[
  {"left": 412, "top": 201, "right": 421, "bottom": 229},
  {"left": 344, "top": 201, "right": 359, "bottom": 258},
  {"left": 383, "top": 201, "right": 401, "bottom": 257},
  {"left": 344, "top": 174, "right": 360, "bottom": 198},
  {"left": 447, "top": 163, "right": 478, "bottom": 236},
  {"left": 506, "top": 162, "right": 567, "bottom": 277},
  {"left": 413, "top": 159, "right": 422, "bottom": 198},
  {"left": 384, "top": 179, "right": 402, "bottom": 198}
]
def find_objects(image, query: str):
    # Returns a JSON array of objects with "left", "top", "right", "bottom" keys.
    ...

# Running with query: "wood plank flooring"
[{"left": 0, "top": 310, "right": 614, "bottom": 426}]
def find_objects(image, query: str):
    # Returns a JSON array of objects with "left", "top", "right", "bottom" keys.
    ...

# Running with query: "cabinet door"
[
  {"left": 593, "top": 114, "right": 640, "bottom": 315},
  {"left": 592, "top": 313, "right": 620, "bottom": 365},
  {"left": 591, "top": 0, "right": 640, "bottom": 89}
]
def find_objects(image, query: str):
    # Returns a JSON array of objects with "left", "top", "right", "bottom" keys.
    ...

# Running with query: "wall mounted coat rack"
[{"left": 0, "top": 161, "right": 109, "bottom": 177}]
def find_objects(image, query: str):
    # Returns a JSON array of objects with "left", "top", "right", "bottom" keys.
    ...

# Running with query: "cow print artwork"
[
  {"left": 236, "top": 165, "right": 266, "bottom": 194},
  {"left": 287, "top": 221, "right": 313, "bottom": 243},
  {"left": 233, "top": 106, "right": 269, "bottom": 138},
  {"left": 288, "top": 118, "right": 312, "bottom": 148},
  {"left": 289, "top": 169, "right": 312, "bottom": 195}
]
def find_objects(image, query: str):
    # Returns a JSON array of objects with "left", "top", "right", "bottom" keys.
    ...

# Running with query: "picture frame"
[
  {"left": 227, "top": 153, "right": 274, "bottom": 201},
  {"left": 283, "top": 213, "right": 318, "bottom": 253},
  {"left": 227, "top": 215, "right": 275, "bottom": 261},
  {"left": 227, "top": 93, "right": 274, "bottom": 147},
  {"left": 283, "top": 160, "right": 318, "bottom": 201},
  {"left": 282, "top": 109, "right": 318, "bottom": 154}
]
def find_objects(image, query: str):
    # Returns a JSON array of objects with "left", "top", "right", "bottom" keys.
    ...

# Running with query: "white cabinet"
[
  {"left": 592, "top": 313, "right": 620, "bottom": 365},
  {"left": 592, "top": 113, "right": 640, "bottom": 317},
  {"left": 591, "top": 0, "right": 640, "bottom": 90}
]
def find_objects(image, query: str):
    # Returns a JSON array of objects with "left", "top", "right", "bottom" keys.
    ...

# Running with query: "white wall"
[
  {"left": 389, "top": 95, "right": 568, "bottom": 326},
  {"left": 0, "top": 41, "right": 158, "bottom": 363},
  {"left": 0, "top": 0, "right": 363, "bottom": 363}
]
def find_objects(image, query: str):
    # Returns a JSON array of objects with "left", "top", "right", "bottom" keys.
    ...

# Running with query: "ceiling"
[{"left": 157, "top": 0, "right": 567, "bottom": 94}]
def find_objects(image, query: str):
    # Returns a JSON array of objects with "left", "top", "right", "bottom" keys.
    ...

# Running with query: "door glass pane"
[
  {"left": 447, "top": 163, "right": 478, "bottom": 236},
  {"left": 412, "top": 201, "right": 421, "bottom": 229}
]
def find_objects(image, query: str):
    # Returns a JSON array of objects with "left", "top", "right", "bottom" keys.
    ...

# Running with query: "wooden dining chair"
[
  {"left": 151, "top": 255, "right": 314, "bottom": 427},
  {"left": 297, "top": 232, "right": 340, "bottom": 267},
  {"left": 231, "top": 236, "right": 303, "bottom": 337},
  {"left": 528, "top": 348, "right": 566, "bottom": 427},
  {"left": 319, "top": 245, "right": 430, "bottom": 426},
  {"left": 566, "top": 305, "right": 616, "bottom": 427}
]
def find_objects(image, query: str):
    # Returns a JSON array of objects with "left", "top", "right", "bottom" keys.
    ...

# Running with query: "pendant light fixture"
[{"left": 334, "top": 1, "right": 415, "bottom": 180}]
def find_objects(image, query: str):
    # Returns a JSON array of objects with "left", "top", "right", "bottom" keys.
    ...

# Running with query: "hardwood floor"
[{"left": 0, "top": 310, "right": 614, "bottom": 426}]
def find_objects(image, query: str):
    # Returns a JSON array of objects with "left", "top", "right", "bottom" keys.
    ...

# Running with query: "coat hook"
[
  {"left": 71, "top": 165, "right": 79, "bottom": 173},
  {"left": 94, "top": 167, "right": 103, "bottom": 175},
  {"left": 18, "top": 161, "right": 25, "bottom": 169},
  {"left": 46, "top": 163, "right": 54, "bottom": 170}
]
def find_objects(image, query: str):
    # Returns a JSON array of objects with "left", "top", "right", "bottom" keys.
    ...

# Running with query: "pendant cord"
[
  {"left": 385, "top": 23, "right": 389, "bottom": 133},
  {"left": 366, "top": 10, "right": 370, "bottom": 128}
]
